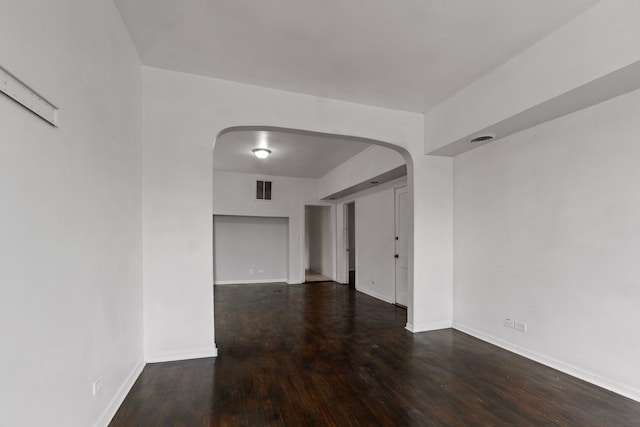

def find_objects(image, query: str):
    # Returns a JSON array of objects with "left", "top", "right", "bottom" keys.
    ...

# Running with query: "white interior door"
[{"left": 394, "top": 186, "right": 409, "bottom": 306}]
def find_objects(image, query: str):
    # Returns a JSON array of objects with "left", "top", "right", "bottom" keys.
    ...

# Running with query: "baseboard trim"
[
  {"left": 453, "top": 322, "right": 640, "bottom": 403},
  {"left": 355, "top": 286, "right": 394, "bottom": 304},
  {"left": 93, "top": 358, "right": 145, "bottom": 427},
  {"left": 214, "top": 279, "right": 288, "bottom": 285},
  {"left": 145, "top": 345, "right": 218, "bottom": 363},
  {"left": 405, "top": 320, "right": 452, "bottom": 333}
]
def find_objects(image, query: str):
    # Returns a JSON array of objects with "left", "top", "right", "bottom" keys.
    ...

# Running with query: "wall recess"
[{"left": 0, "top": 65, "right": 58, "bottom": 127}]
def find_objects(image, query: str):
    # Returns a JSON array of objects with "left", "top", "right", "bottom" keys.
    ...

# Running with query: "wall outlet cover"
[
  {"left": 514, "top": 321, "right": 527, "bottom": 332},
  {"left": 92, "top": 377, "right": 104, "bottom": 396}
]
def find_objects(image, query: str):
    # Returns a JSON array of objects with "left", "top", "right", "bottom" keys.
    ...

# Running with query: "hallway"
[
  {"left": 304, "top": 269, "right": 332, "bottom": 283},
  {"left": 111, "top": 283, "right": 640, "bottom": 426}
]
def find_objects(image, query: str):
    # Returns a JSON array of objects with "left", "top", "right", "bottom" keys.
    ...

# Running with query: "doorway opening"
[
  {"left": 345, "top": 202, "right": 356, "bottom": 288},
  {"left": 304, "top": 205, "right": 333, "bottom": 283},
  {"left": 212, "top": 125, "right": 415, "bottom": 331},
  {"left": 394, "top": 187, "right": 409, "bottom": 306}
]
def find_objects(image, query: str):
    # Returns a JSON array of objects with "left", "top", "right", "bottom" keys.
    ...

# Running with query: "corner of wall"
[
  {"left": 453, "top": 322, "right": 640, "bottom": 403},
  {"left": 405, "top": 320, "right": 453, "bottom": 333},
  {"left": 93, "top": 359, "right": 145, "bottom": 427},
  {"left": 145, "top": 344, "right": 218, "bottom": 364}
]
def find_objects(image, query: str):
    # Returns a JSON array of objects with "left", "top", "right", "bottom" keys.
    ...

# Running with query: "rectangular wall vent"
[{"left": 256, "top": 180, "right": 272, "bottom": 201}]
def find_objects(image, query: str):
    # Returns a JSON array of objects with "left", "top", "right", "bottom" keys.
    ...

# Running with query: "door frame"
[
  {"left": 301, "top": 203, "right": 336, "bottom": 282},
  {"left": 394, "top": 185, "right": 409, "bottom": 306},
  {"left": 344, "top": 202, "right": 355, "bottom": 285}
]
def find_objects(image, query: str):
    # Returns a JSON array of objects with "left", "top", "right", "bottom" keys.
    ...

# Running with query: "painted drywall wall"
[
  {"left": 318, "top": 145, "right": 405, "bottom": 199},
  {"left": 335, "top": 177, "right": 408, "bottom": 285},
  {"left": 410, "top": 155, "right": 454, "bottom": 331},
  {"left": 213, "top": 216, "right": 288, "bottom": 283},
  {"left": 306, "top": 206, "right": 333, "bottom": 278},
  {"left": 355, "top": 188, "right": 396, "bottom": 303},
  {"left": 0, "top": 1, "right": 143, "bottom": 426},
  {"left": 143, "top": 65, "right": 452, "bottom": 360},
  {"left": 453, "top": 87, "right": 640, "bottom": 401},
  {"left": 212, "top": 170, "right": 320, "bottom": 283},
  {"left": 328, "top": 159, "right": 450, "bottom": 330}
]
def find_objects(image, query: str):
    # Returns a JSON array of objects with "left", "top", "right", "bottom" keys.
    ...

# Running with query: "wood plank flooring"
[
  {"left": 304, "top": 269, "right": 332, "bottom": 283},
  {"left": 111, "top": 282, "right": 640, "bottom": 426}
]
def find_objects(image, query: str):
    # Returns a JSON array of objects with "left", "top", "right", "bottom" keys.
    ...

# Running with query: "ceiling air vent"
[{"left": 469, "top": 135, "right": 494, "bottom": 144}]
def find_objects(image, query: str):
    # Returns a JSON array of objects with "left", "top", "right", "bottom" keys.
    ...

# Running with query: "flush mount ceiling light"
[
  {"left": 252, "top": 148, "right": 271, "bottom": 159},
  {"left": 469, "top": 135, "right": 494, "bottom": 144}
]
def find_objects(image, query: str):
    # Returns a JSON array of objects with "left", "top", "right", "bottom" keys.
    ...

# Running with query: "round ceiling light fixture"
[{"left": 252, "top": 148, "right": 272, "bottom": 159}]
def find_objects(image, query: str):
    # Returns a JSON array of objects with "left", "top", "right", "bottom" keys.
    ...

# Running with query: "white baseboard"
[
  {"left": 453, "top": 322, "right": 640, "bottom": 403},
  {"left": 405, "top": 320, "right": 452, "bottom": 333},
  {"left": 93, "top": 358, "right": 145, "bottom": 427},
  {"left": 355, "top": 286, "right": 395, "bottom": 304},
  {"left": 214, "top": 278, "right": 287, "bottom": 285},
  {"left": 145, "top": 344, "right": 218, "bottom": 363}
]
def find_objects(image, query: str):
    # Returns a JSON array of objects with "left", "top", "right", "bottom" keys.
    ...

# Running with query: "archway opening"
[{"left": 212, "top": 126, "right": 416, "bottom": 332}]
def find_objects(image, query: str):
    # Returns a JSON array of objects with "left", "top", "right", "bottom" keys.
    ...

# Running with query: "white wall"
[
  {"left": 334, "top": 177, "right": 407, "bottom": 286},
  {"left": 0, "top": 1, "right": 143, "bottom": 426},
  {"left": 306, "top": 206, "right": 333, "bottom": 277},
  {"left": 453, "top": 87, "right": 640, "bottom": 401},
  {"left": 212, "top": 170, "right": 319, "bottom": 283},
  {"left": 355, "top": 188, "right": 396, "bottom": 303},
  {"left": 213, "top": 170, "right": 318, "bottom": 217},
  {"left": 410, "top": 155, "right": 454, "bottom": 331},
  {"left": 143, "top": 65, "right": 452, "bottom": 361},
  {"left": 318, "top": 145, "right": 405, "bottom": 199},
  {"left": 213, "top": 215, "right": 288, "bottom": 283}
]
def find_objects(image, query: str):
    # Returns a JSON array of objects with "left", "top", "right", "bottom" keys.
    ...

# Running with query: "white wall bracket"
[{"left": 1, "top": 65, "right": 58, "bottom": 127}]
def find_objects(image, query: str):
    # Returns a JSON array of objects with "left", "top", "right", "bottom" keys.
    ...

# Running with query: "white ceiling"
[
  {"left": 213, "top": 129, "right": 373, "bottom": 178},
  {"left": 114, "top": 0, "right": 599, "bottom": 113}
]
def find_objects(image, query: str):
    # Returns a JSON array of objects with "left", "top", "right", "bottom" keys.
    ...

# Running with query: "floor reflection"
[{"left": 110, "top": 282, "right": 640, "bottom": 426}]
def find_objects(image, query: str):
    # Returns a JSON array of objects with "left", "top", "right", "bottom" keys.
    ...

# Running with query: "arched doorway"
[
  {"left": 212, "top": 126, "right": 416, "bottom": 340},
  {"left": 140, "top": 67, "right": 443, "bottom": 362}
]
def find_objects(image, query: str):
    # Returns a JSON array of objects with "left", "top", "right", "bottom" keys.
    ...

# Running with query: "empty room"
[{"left": 2, "top": 0, "right": 640, "bottom": 426}]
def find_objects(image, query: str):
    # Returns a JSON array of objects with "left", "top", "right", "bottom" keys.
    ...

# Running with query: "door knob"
[{"left": 394, "top": 254, "right": 399, "bottom": 258}]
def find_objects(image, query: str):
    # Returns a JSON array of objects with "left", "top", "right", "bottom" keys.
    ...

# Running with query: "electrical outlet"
[
  {"left": 503, "top": 319, "right": 515, "bottom": 328},
  {"left": 92, "top": 377, "right": 103, "bottom": 396},
  {"left": 514, "top": 321, "right": 527, "bottom": 332},
  {"left": 258, "top": 269, "right": 264, "bottom": 273},
  {"left": 249, "top": 269, "right": 254, "bottom": 275}
]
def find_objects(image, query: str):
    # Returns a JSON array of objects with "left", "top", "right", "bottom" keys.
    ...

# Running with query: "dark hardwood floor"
[{"left": 111, "top": 282, "right": 640, "bottom": 426}]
